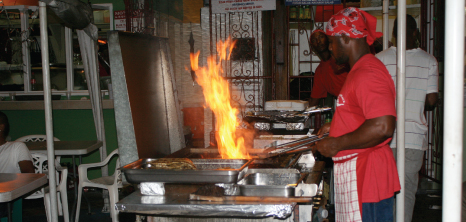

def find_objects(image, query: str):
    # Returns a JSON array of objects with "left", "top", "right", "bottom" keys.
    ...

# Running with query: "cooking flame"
[{"left": 190, "top": 38, "right": 250, "bottom": 159}]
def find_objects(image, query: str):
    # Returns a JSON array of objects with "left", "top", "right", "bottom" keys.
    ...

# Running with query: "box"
[{"left": 265, "top": 100, "right": 309, "bottom": 111}]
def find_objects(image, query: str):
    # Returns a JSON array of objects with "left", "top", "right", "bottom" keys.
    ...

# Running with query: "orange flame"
[{"left": 189, "top": 38, "right": 250, "bottom": 159}]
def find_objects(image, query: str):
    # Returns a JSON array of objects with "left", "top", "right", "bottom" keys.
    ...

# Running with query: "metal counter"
[{"left": 116, "top": 184, "right": 296, "bottom": 219}]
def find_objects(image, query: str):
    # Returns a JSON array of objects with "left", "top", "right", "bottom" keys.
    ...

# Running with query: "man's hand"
[
  {"left": 317, "top": 122, "right": 331, "bottom": 138},
  {"left": 315, "top": 137, "right": 340, "bottom": 157},
  {"left": 19, "top": 160, "right": 35, "bottom": 173}
]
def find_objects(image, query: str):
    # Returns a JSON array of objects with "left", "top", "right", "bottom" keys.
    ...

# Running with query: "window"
[{"left": 0, "top": 4, "right": 113, "bottom": 100}]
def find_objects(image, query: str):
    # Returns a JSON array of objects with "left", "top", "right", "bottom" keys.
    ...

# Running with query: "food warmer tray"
[
  {"left": 237, "top": 169, "right": 301, "bottom": 197},
  {"left": 121, "top": 158, "right": 252, "bottom": 184}
]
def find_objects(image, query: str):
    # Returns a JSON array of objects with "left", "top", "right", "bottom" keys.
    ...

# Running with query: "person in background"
[
  {"left": 315, "top": 7, "right": 400, "bottom": 221},
  {"left": 308, "top": 29, "right": 350, "bottom": 107},
  {"left": 0, "top": 111, "right": 34, "bottom": 174},
  {"left": 376, "top": 14, "right": 439, "bottom": 222},
  {"left": 0, "top": 111, "right": 34, "bottom": 218}
]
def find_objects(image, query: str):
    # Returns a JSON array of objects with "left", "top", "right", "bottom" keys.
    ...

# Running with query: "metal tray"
[
  {"left": 238, "top": 172, "right": 300, "bottom": 197},
  {"left": 121, "top": 158, "right": 252, "bottom": 184}
]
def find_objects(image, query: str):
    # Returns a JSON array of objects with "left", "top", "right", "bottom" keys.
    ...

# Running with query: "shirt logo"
[{"left": 337, "top": 94, "right": 345, "bottom": 107}]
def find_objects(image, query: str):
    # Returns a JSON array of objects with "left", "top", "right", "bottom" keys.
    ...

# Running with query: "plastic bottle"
[
  {"left": 290, "top": 6, "right": 297, "bottom": 19},
  {"left": 325, "top": 112, "right": 332, "bottom": 123},
  {"left": 299, "top": 6, "right": 304, "bottom": 19},
  {"left": 304, "top": 6, "right": 310, "bottom": 19},
  {"left": 30, "top": 72, "right": 36, "bottom": 91}
]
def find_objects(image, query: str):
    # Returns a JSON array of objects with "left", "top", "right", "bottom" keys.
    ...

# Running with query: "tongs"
[{"left": 256, "top": 133, "right": 329, "bottom": 159}]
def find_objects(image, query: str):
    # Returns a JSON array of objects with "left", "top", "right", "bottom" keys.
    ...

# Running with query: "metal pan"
[{"left": 121, "top": 158, "right": 252, "bottom": 184}]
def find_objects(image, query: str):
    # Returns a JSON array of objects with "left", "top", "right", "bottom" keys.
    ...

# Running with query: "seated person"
[
  {"left": 308, "top": 29, "right": 350, "bottom": 107},
  {"left": 0, "top": 111, "right": 34, "bottom": 218}
]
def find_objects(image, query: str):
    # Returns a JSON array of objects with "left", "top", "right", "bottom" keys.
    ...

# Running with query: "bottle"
[
  {"left": 304, "top": 6, "right": 310, "bottom": 19},
  {"left": 325, "top": 111, "right": 332, "bottom": 123},
  {"left": 31, "top": 72, "right": 36, "bottom": 91},
  {"left": 290, "top": 6, "right": 297, "bottom": 19},
  {"left": 299, "top": 6, "right": 304, "bottom": 19}
]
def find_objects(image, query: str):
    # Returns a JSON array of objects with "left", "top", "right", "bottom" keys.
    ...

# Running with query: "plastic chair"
[
  {"left": 27, "top": 153, "right": 69, "bottom": 222},
  {"left": 75, "top": 149, "right": 123, "bottom": 222},
  {"left": 15, "top": 135, "right": 60, "bottom": 142},
  {"left": 15, "top": 135, "right": 68, "bottom": 222}
]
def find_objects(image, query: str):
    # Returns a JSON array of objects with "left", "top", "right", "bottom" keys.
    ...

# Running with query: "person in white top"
[
  {"left": 376, "top": 14, "right": 439, "bottom": 222},
  {"left": 0, "top": 111, "right": 35, "bottom": 218},
  {"left": 0, "top": 111, "right": 34, "bottom": 174}
]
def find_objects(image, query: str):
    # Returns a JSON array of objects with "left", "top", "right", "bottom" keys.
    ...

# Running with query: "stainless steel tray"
[
  {"left": 238, "top": 172, "right": 300, "bottom": 197},
  {"left": 121, "top": 158, "right": 252, "bottom": 184}
]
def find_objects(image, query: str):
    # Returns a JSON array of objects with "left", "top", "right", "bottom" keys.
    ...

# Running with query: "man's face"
[
  {"left": 310, "top": 32, "right": 329, "bottom": 54},
  {"left": 328, "top": 36, "right": 349, "bottom": 65}
]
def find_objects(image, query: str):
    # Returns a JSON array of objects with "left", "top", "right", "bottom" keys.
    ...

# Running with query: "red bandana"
[{"left": 325, "top": 7, "right": 382, "bottom": 45}]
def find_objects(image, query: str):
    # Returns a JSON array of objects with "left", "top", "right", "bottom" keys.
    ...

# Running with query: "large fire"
[{"left": 190, "top": 38, "right": 250, "bottom": 159}]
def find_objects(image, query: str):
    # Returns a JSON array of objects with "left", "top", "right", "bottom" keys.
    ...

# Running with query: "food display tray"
[
  {"left": 121, "top": 158, "right": 252, "bottom": 184},
  {"left": 238, "top": 172, "right": 300, "bottom": 197}
]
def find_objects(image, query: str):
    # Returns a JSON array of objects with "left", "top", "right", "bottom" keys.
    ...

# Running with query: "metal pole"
[
  {"left": 395, "top": 1, "right": 406, "bottom": 221},
  {"left": 20, "top": 8, "right": 31, "bottom": 92},
  {"left": 39, "top": 1, "right": 58, "bottom": 222},
  {"left": 443, "top": 0, "right": 464, "bottom": 221},
  {"left": 382, "top": 0, "right": 389, "bottom": 50},
  {"left": 65, "top": 27, "right": 73, "bottom": 99}
]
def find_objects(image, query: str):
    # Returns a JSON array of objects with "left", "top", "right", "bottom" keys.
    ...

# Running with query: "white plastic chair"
[
  {"left": 75, "top": 149, "right": 123, "bottom": 222},
  {"left": 15, "top": 135, "right": 60, "bottom": 142},
  {"left": 27, "top": 153, "right": 69, "bottom": 222},
  {"left": 15, "top": 135, "right": 68, "bottom": 222}
]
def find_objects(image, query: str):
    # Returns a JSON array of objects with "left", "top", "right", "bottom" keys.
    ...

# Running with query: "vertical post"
[
  {"left": 382, "top": 0, "right": 389, "bottom": 50},
  {"left": 65, "top": 27, "right": 73, "bottom": 98},
  {"left": 443, "top": 0, "right": 465, "bottom": 221},
  {"left": 395, "top": 1, "right": 406, "bottom": 222},
  {"left": 20, "top": 7, "right": 31, "bottom": 92},
  {"left": 39, "top": 1, "right": 58, "bottom": 222}
]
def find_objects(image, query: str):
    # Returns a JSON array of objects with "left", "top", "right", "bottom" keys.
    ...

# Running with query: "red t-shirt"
[
  {"left": 330, "top": 54, "right": 400, "bottom": 203},
  {"left": 310, "top": 57, "right": 349, "bottom": 98}
]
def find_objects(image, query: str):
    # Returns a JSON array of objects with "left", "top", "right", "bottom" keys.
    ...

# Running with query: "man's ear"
[
  {"left": 0, "top": 123, "right": 5, "bottom": 131},
  {"left": 341, "top": 35, "right": 351, "bottom": 44}
]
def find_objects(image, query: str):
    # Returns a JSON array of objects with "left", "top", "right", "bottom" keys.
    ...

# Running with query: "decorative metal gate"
[
  {"left": 420, "top": 0, "right": 444, "bottom": 184},
  {"left": 209, "top": 10, "right": 272, "bottom": 123}
]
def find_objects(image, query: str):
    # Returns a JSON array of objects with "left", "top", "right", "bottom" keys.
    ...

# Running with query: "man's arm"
[
  {"left": 18, "top": 160, "right": 35, "bottom": 173},
  {"left": 308, "top": 97, "right": 322, "bottom": 107},
  {"left": 425, "top": 93, "right": 438, "bottom": 111},
  {"left": 316, "top": 115, "right": 396, "bottom": 157}
]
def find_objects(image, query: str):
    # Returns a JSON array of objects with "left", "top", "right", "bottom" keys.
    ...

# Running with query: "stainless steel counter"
[
  {"left": 116, "top": 162, "right": 324, "bottom": 221},
  {"left": 116, "top": 184, "right": 296, "bottom": 219}
]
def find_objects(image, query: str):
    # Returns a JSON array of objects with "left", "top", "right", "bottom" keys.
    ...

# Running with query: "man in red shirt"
[
  {"left": 309, "top": 29, "right": 349, "bottom": 107},
  {"left": 316, "top": 7, "right": 400, "bottom": 222}
]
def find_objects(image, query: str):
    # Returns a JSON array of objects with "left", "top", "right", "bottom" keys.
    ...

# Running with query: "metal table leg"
[{"left": 7, "top": 202, "right": 12, "bottom": 222}]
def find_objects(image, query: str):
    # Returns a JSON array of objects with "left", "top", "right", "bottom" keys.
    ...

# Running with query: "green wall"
[{"left": 5, "top": 108, "right": 118, "bottom": 180}]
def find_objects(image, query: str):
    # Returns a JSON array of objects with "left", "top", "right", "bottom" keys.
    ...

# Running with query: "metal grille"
[
  {"left": 287, "top": 5, "right": 343, "bottom": 102},
  {"left": 124, "top": 0, "right": 170, "bottom": 37},
  {"left": 420, "top": 0, "right": 444, "bottom": 184},
  {"left": 209, "top": 10, "right": 272, "bottom": 124}
]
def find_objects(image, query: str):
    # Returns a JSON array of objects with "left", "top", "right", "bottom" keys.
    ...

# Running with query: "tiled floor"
[{"left": 18, "top": 186, "right": 442, "bottom": 222}]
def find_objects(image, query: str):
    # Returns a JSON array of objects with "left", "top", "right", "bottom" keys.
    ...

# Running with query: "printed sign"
[
  {"left": 285, "top": 0, "right": 341, "bottom": 5},
  {"left": 211, "top": 0, "right": 276, "bottom": 14},
  {"left": 114, "top": 10, "right": 126, "bottom": 31}
]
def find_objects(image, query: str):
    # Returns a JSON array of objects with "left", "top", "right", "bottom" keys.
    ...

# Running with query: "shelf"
[
  {"left": 0, "top": 65, "right": 23, "bottom": 71},
  {"left": 360, "top": 4, "right": 421, "bottom": 17}
]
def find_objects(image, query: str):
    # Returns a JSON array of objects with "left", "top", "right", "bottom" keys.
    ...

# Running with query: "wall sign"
[
  {"left": 211, "top": 0, "right": 276, "bottom": 14},
  {"left": 285, "top": 0, "right": 341, "bottom": 5}
]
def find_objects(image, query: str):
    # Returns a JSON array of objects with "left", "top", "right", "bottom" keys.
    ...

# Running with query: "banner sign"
[
  {"left": 212, "top": 0, "right": 276, "bottom": 14},
  {"left": 285, "top": 0, "right": 341, "bottom": 5}
]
